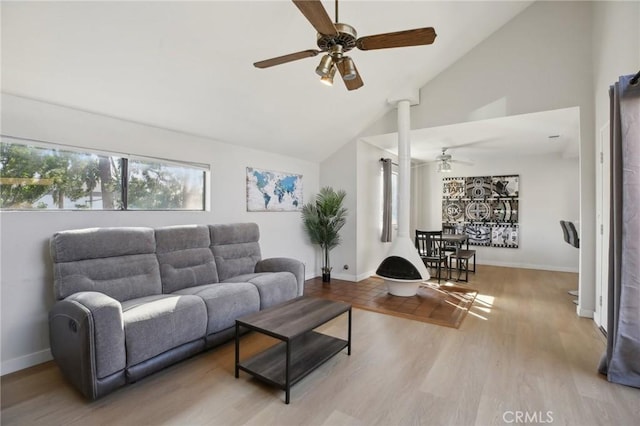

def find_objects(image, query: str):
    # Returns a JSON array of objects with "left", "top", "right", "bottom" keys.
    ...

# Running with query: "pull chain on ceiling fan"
[{"left": 254, "top": 0, "right": 437, "bottom": 91}]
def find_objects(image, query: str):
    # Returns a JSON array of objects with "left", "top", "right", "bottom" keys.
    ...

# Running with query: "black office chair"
[
  {"left": 559, "top": 220, "right": 579, "bottom": 301},
  {"left": 560, "top": 220, "right": 570, "bottom": 244},
  {"left": 567, "top": 221, "right": 580, "bottom": 248},
  {"left": 560, "top": 220, "right": 579, "bottom": 248},
  {"left": 415, "top": 230, "right": 450, "bottom": 283}
]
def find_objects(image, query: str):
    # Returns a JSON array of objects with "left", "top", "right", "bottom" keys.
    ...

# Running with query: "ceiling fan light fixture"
[
  {"left": 320, "top": 65, "right": 337, "bottom": 86},
  {"left": 341, "top": 57, "right": 357, "bottom": 80},
  {"left": 315, "top": 54, "right": 334, "bottom": 77},
  {"left": 254, "top": 0, "right": 436, "bottom": 92},
  {"left": 437, "top": 160, "right": 452, "bottom": 173}
]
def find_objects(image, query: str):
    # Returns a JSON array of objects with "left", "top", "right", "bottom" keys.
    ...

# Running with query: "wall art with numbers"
[{"left": 442, "top": 175, "right": 519, "bottom": 248}]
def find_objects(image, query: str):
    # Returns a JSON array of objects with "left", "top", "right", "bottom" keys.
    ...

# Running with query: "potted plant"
[{"left": 301, "top": 187, "right": 348, "bottom": 282}]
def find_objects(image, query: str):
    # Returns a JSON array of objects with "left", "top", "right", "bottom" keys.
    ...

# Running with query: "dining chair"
[
  {"left": 415, "top": 230, "right": 450, "bottom": 283},
  {"left": 442, "top": 224, "right": 476, "bottom": 282},
  {"left": 449, "top": 247, "right": 476, "bottom": 282},
  {"left": 441, "top": 224, "right": 459, "bottom": 254}
]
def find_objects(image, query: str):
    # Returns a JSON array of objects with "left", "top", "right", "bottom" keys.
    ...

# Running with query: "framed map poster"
[{"left": 246, "top": 167, "right": 302, "bottom": 212}]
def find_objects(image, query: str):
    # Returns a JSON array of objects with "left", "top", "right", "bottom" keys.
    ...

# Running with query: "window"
[
  {"left": 391, "top": 165, "right": 398, "bottom": 227},
  {"left": 126, "top": 158, "right": 205, "bottom": 210},
  {"left": 0, "top": 136, "right": 207, "bottom": 211},
  {"left": 380, "top": 161, "right": 399, "bottom": 229}
]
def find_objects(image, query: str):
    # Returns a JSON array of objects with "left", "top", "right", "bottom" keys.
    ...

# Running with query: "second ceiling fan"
[
  {"left": 435, "top": 148, "right": 474, "bottom": 173},
  {"left": 254, "top": 0, "right": 437, "bottom": 90}
]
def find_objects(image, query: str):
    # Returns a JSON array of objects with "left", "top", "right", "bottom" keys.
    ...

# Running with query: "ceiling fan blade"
[
  {"left": 451, "top": 159, "right": 475, "bottom": 166},
  {"left": 337, "top": 60, "right": 364, "bottom": 91},
  {"left": 442, "top": 137, "right": 500, "bottom": 150},
  {"left": 356, "top": 27, "right": 437, "bottom": 51},
  {"left": 292, "top": 0, "right": 338, "bottom": 36},
  {"left": 254, "top": 49, "right": 320, "bottom": 69}
]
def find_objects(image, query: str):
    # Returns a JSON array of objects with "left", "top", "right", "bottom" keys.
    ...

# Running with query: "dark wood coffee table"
[{"left": 235, "top": 296, "right": 351, "bottom": 404}]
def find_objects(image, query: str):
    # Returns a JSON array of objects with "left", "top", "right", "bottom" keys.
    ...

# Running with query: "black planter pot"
[{"left": 322, "top": 272, "right": 331, "bottom": 283}]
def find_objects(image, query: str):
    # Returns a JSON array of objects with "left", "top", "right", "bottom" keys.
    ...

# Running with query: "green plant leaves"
[{"left": 301, "top": 186, "right": 348, "bottom": 272}]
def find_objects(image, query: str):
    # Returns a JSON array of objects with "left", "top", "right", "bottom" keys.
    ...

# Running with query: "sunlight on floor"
[
  {"left": 475, "top": 293, "right": 495, "bottom": 307},
  {"left": 468, "top": 293, "right": 495, "bottom": 321},
  {"left": 468, "top": 310, "right": 488, "bottom": 320}
]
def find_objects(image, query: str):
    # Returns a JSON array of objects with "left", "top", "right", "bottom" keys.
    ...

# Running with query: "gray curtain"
[
  {"left": 598, "top": 74, "right": 640, "bottom": 388},
  {"left": 381, "top": 158, "right": 392, "bottom": 243}
]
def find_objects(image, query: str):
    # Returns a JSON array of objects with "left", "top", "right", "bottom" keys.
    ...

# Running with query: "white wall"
[
  {"left": 321, "top": 138, "right": 400, "bottom": 282},
  {"left": 591, "top": 1, "right": 640, "bottom": 327},
  {"left": 357, "top": 1, "right": 597, "bottom": 316},
  {"left": 318, "top": 140, "right": 357, "bottom": 281},
  {"left": 0, "top": 93, "right": 319, "bottom": 374},
  {"left": 356, "top": 140, "right": 398, "bottom": 280},
  {"left": 411, "top": 153, "right": 580, "bottom": 272}
]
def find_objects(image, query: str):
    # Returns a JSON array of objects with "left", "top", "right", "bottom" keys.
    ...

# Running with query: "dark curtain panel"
[
  {"left": 598, "top": 74, "right": 640, "bottom": 388},
  {"left": 381, "top": 158, "right": 392, "bottom": 243}
]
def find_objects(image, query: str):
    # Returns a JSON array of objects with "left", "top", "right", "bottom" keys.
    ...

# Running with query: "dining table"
[{"left": 436, "top": 233, "right": 469, "bottom": 250}]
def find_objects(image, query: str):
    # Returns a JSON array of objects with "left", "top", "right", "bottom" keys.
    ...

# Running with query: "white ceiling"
[
  {"left": 361, "top": 106, "right": 581, "bottom": 165},
  {"left": 1, "top": 1, "right": 535, "bottom": 162}
]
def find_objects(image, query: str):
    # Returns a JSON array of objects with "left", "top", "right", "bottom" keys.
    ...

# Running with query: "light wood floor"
[{"left": 2, "top": 266, "right": 639, "bottom": 426}]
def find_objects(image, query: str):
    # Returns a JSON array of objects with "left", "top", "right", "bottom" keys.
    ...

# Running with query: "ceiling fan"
[
  {"left": 253, "top": 0, "right": 437, "bottom": 90},
  {"left": 435, "top": 148, "right": 473, "bottom": 173}
]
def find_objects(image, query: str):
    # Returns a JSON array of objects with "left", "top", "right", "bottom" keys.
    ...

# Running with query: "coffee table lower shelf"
[{"left": 237, "top": 331, "right": 348, "bottom": 402}]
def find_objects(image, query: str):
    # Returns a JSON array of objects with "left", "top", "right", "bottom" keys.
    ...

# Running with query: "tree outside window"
[{"left": 0, "top": 139, "right": 205, "bottom": 211}]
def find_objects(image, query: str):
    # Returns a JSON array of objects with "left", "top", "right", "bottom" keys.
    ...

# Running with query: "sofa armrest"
[
  {"left": 255, "top": 257, "right": 305, "bottom": 296},
  {"left": 49, "top": 291, "right": 126, "bottom": 399}
]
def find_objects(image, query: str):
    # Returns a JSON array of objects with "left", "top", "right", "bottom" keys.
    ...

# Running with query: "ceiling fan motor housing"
[{"left": 317, "top": 23, "right": 357, "bottom": 52}]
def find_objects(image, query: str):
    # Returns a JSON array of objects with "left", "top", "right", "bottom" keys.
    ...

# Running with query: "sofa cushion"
[
  {"left": 223, "top": 272, "right": 298, "bottom": 309},
  {"left": 51, "top": 227, "right": 156, "bottom": 262},
  {"left": 51, "top": 227, "right": 161, "bottom": 301},
  {"left": 53, "top": 254, "right": 162, "bottom": 302},
  {"left": 156, "top": 225, "right": 219, "bottom": 293},
  {"left": 122, "top": 295, "right": 207, "bottom": 367},
  {"left": 173, "top": 282, "right": 260, "bottom": 334},
  {"left": 209, "top": 223, "right": 261, "bottom": 281},
  {"left": 209, "top": 223, "right": 260, "bottom": 245},
  {"left": 155, "top": 224, "right": 210, "bottom": 253}
]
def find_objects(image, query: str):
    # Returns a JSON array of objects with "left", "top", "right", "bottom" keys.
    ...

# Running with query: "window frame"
[{"left": 0, "top": 135, "right": 209, "bottom": 211}]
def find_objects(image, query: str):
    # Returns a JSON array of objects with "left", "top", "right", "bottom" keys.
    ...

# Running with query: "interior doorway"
[{"left": 595, "top": 122, "right": 610, "bottom": 332}]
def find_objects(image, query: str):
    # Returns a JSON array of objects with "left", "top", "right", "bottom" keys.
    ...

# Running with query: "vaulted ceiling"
[
  {"left": 362, "top": 107, "right": 581, "bottom": 166},
  {"left": 1, "top": 1, "right": 534, "bottom": 162}
]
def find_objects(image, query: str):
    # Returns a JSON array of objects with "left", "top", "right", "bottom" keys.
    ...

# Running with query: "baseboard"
[
  {"left": 308, "top": 263, "right": 578, "bottom": 282},
  {"left": 1, "top": 348, "right": 52, "bottom": 376},
  {"left": 576, "top": 306, "right": 595, "bottom": 318},
  {"left": 328, "top": 272, "right": 357, "bottom": 282},
  {"left": 478, "top": 260, "right": 579, "bottom": 273},
  {"left": 593, "top": 313, "right": 602, "bottom": 328},
  {"left": 305, "top": 272, "right": 364, "bottom": 282},
  {"left": 356, "top": 270, "right": 376, "bottom": 282}
]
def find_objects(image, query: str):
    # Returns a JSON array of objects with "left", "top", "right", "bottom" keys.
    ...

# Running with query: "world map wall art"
[
  {"left": 246, "top": 167, "right": 303, "bottom": 212},
  {"left": 442, "top": 175, "right": 520, "bottom": 248}
]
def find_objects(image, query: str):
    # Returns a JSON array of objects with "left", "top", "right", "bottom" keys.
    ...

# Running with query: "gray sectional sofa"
[{"left": 48, "top": 223, "right": 304, "bottom": 400}]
